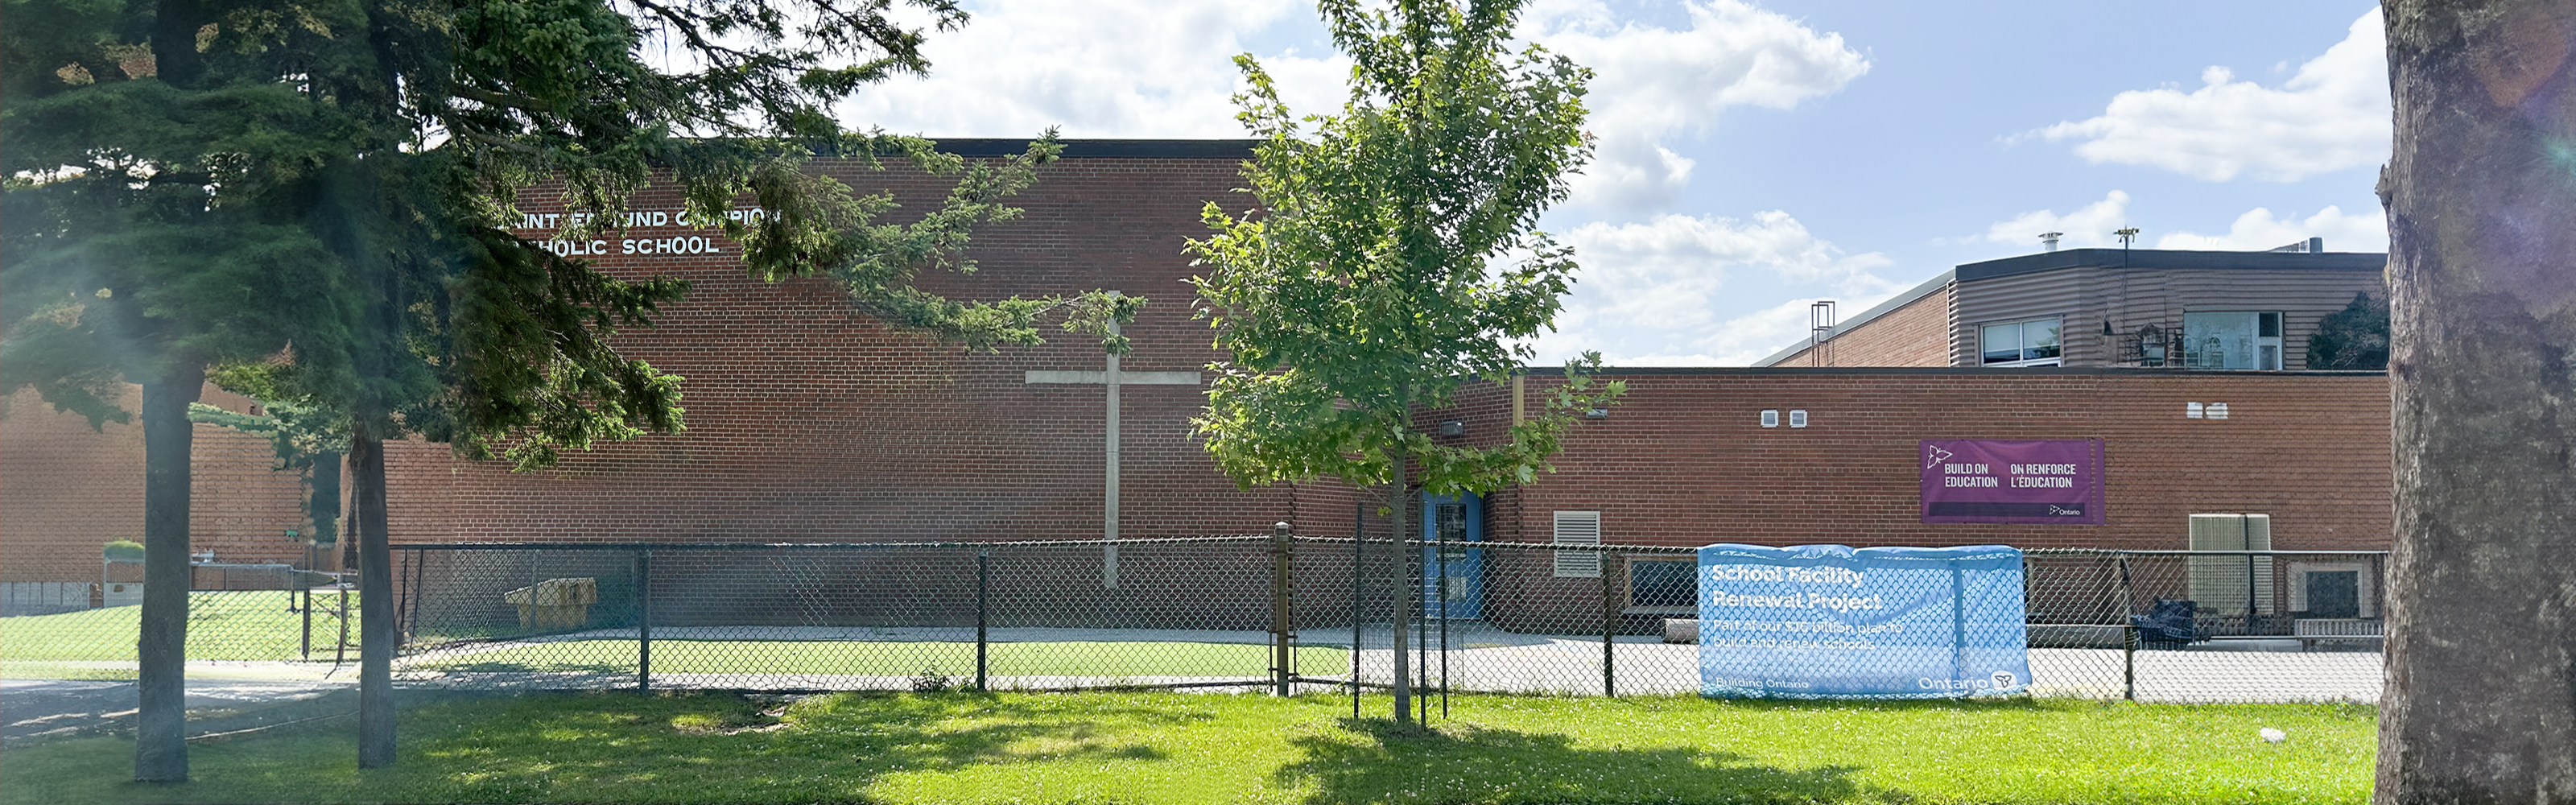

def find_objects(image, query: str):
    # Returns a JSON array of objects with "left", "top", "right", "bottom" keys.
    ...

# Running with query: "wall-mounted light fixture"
[
  {"left": 2186, "top": 402, "right": 2205, "bottom": 419},
  {"left": 2206, "top": 402, "right": 2229, "bottom": 419},
  {"left": 1760, "top": 410, "right": 1781, "bottom": 428},
  {"left": 1789, "top": 410, "right": 1809, "bottom": 428},
  {"left": 1584, "top": 407, "right": 1611, "bottom": 420},
  {"left": 1438, "top": 420, "right": 1466, "bottom": 436}
]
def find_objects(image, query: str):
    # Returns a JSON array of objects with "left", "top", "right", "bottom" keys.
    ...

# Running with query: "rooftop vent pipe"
[{"left": 2040, "top": 232, "right": 2063, "bottom": 253}]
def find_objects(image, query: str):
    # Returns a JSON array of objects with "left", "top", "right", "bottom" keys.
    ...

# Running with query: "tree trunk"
[
  {"left": 134, "top": 363, "right": 201, "bottom": 782},
  {"left": 352, "top": 425, "right": 394, "bottom": 767},
  {"left": 2379, "top": 2, "right": 2576, "bottom": 802},
  {"left": 310, "top": 451, "right": 341, "bottom": 545},
  {"left": 1389, "top": 460, "right": 1411, "bottom": 726}
]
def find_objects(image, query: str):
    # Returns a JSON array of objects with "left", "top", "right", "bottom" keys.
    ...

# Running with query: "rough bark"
[
  {"left": 134, "top": 364, "right": 201, "bottom": 782},
  {"left": 353, "top": 426, "right": 394, "bottom": 767},
  {"left": 1389, "top": 460, "right": 1411, "bottom": 726},
  {"left": 2379, "top": 2, "right": 2576, "bottom": 803}
]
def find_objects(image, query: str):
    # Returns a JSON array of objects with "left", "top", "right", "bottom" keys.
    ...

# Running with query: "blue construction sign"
[{"left": 1697, "top": 543, "right": 2029, "bottom": 699}]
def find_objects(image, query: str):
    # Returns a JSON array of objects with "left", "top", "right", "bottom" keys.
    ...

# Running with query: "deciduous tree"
[{"left": 1190, "top": 0, "right": 1620, "bottom": 726}]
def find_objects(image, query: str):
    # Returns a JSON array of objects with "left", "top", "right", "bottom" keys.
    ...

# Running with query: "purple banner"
[{"left": 1920, "top": 440, "right": 2103, "bottom": 524}]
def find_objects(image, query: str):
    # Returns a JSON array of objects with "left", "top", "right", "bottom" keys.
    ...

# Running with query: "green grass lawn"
[
  {"left": 0, "top": 592, "right": 356, "bottom": 664},
  {"left": 0, "top": 691, "right": 2374, "bottom": 804},
  {"left": 0, "top": 593, "right": 1344, "bottom": 682},
  {"left": 428, "top": 639, "right": 1350, "bottom": 679}
]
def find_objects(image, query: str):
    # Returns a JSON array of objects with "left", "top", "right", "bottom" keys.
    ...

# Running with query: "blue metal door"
[{"left": 1421, "top": 492, "right": 1484, "bottom": 620}]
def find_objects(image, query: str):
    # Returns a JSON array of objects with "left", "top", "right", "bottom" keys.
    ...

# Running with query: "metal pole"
[
  {"left": 336, "top": 585, "right": 349, "bottom": 665},
  {"left": 2118, "top": 554, "right": 2136, "bottom": 700},
  {"left": 2124, "top": 624, "right": 2139, "bottom": 701},
  {"left": 1352, "top": 502, "right": 1362, "bottom": 720},
  {"left": 1273, "top": 522, "right": 1294, "bottom": 696},
  {"left": 302, "top": 586, "right": 312, "bottom": 659},
  {"left": 1438, "top": 520, "right": 1449, "bottom": 720},
  {"left": 1602, "top": 550, "right": 1617, "bottom": 697},
  {"left": 2117, "top": 555, "right": 2135, "bottom": 617},
  {"left": 2243, "top": 517, "right": 2256, "bottom": 632},
  {"left": 1102, "top": 300, "right": 1121, "bottom": 590},
  {"left": 638, "top": 548, "right": 652, "bottom": 692},
  {"left": 976, "top": 549, "right": 990, "bottom": 691}
]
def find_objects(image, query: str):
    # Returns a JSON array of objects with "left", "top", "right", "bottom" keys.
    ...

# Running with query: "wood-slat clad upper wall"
[{"left": 1949, "top": 265, "right": 2384, "bottom": 368}]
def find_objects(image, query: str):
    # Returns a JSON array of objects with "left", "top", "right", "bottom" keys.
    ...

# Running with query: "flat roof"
[
  {"left": 933, "top": 138, "right": 1260, "bottom": 159},
  {"left": 1955, "top": 248, "right": 2386, "bottom": 283},
  {"left": 1518, "top": 365, "right": 2385, "bottom": 378}
]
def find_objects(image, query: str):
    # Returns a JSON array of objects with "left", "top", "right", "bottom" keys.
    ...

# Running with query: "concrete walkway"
[{"left": 385, "top": 622, "right": 2380, "bottom": 704}]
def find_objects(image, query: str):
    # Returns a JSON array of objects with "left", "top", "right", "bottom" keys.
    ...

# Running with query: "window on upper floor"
[
  {"left": 2183, "top": 312, "right": 2284, "bottom": 370},
  {"left": 1979, "top": 317, "right": 2062, "bottom": 366}
]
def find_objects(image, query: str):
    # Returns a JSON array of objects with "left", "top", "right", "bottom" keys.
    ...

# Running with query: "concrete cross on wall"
[{"left": 1022, "top": 303, "right": 1200, "bottom": 588}]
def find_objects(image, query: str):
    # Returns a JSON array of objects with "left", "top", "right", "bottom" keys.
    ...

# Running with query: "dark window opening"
[
  {"left": 2306, "top": 571, "right": 2360, "bottom": 619},
  {"left": 1629, "top": 560, "right": 1695, "bottom": 609}
]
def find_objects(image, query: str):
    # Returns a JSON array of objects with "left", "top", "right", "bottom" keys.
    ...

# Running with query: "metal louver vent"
[
  {"left": 2187, "top": 513, "right": 2273, "bottom": 616},
  {"left": 1553, "top": 510, "right": 1601, "bottom": 578}
]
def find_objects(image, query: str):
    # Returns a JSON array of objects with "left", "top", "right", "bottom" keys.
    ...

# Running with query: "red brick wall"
[
  {"left": 1, "top": 386, "right": 311, "bottom": 583},
  {"left": 1773, "top": 283, "right": 1954, "bottom": 368},
  {"left": 1484, "top": 369, "right": 2391, "bottom": 551},
  {"left": 396, "top": 153, "right": 1298, "bottom": 543}
]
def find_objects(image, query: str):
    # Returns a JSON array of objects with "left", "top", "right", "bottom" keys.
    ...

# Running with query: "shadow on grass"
[
  {"left": 1275, "top": 716, "right": 1910, "bottom": 805},
  {"left": 782, "top": 691, "right": 1188, "bottom": 769},
  {"left": 381, "top": 690, "right": 1181, "bottom": 802}
]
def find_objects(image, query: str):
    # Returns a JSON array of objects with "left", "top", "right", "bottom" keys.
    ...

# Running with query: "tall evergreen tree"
[
  {"left": 3, "top": 0, "right": 1107, "bottom": 777},
  {"left": 2305, "top": 291, "right": 2389, "bottom": 371},
  {"left": 1189, "top": 0, "right": 1620, "bottom": 726}
]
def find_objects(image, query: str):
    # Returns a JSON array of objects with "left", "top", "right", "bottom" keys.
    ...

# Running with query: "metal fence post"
[
  {"left": 1602, "top": 550, "right": 1618, "bottom": 698},
  {"left": 637, "top": 548, "right": 652, "bottom": 692},
  {"left": 2124, "top": 623, "right": 2139, "bottom": 701},
  {"left": 2118, "top": 553, "right": 2136, "bottom": 701},
  {"left": 976, "top": 548, "right": 990, "bottom": 691},
  {"left": 1272, "top": 522, "right": 1293, "bottom": 696}
]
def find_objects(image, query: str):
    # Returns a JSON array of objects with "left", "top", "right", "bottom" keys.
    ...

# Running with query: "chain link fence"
[
  {"left": 0, "top": 568, "right": 358, "bottom": 682},
  {"left": 0, "top": 537, "right": 2384, "bottom": 707},
  {"left": 2021, "top": 548, "right": 2384, "bottom": 703}
]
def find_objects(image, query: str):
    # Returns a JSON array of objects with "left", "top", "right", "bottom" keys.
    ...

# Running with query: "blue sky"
[{"left": 837, "top": 1, "right": 2390, "bottom": 365}]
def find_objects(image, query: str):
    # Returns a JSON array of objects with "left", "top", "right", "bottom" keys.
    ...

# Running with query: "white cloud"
[
  {"left": 1536, "top": 1, "right": 1870, "bottom": 210},
  {"left": 1979, "top": 191, "right": 2133, "bottom": 248},
  {"left": 1530, "top": 210, "right": 1899, "bottom": 365},
  {"left": 835, "top": 0, "right": 1345, "bottom": 138},
  {"left": 834, "top": 0, "right": 1864, "bottom": 213},
  {"left": 2033, "top": 8, "right": 2388, "bottom": 182},
  {"left": 2157, "top": 205, "right": 2388, "bottom": 252}
]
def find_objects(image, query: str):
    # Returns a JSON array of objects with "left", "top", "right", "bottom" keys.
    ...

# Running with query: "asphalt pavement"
[{"left": 1, "top": 677, "right": 355, "bottom": 745}]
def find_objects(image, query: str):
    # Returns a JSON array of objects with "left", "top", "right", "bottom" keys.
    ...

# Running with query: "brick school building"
[{"left": 0, "top": 139, "right": 2391, "bottom": 620}]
